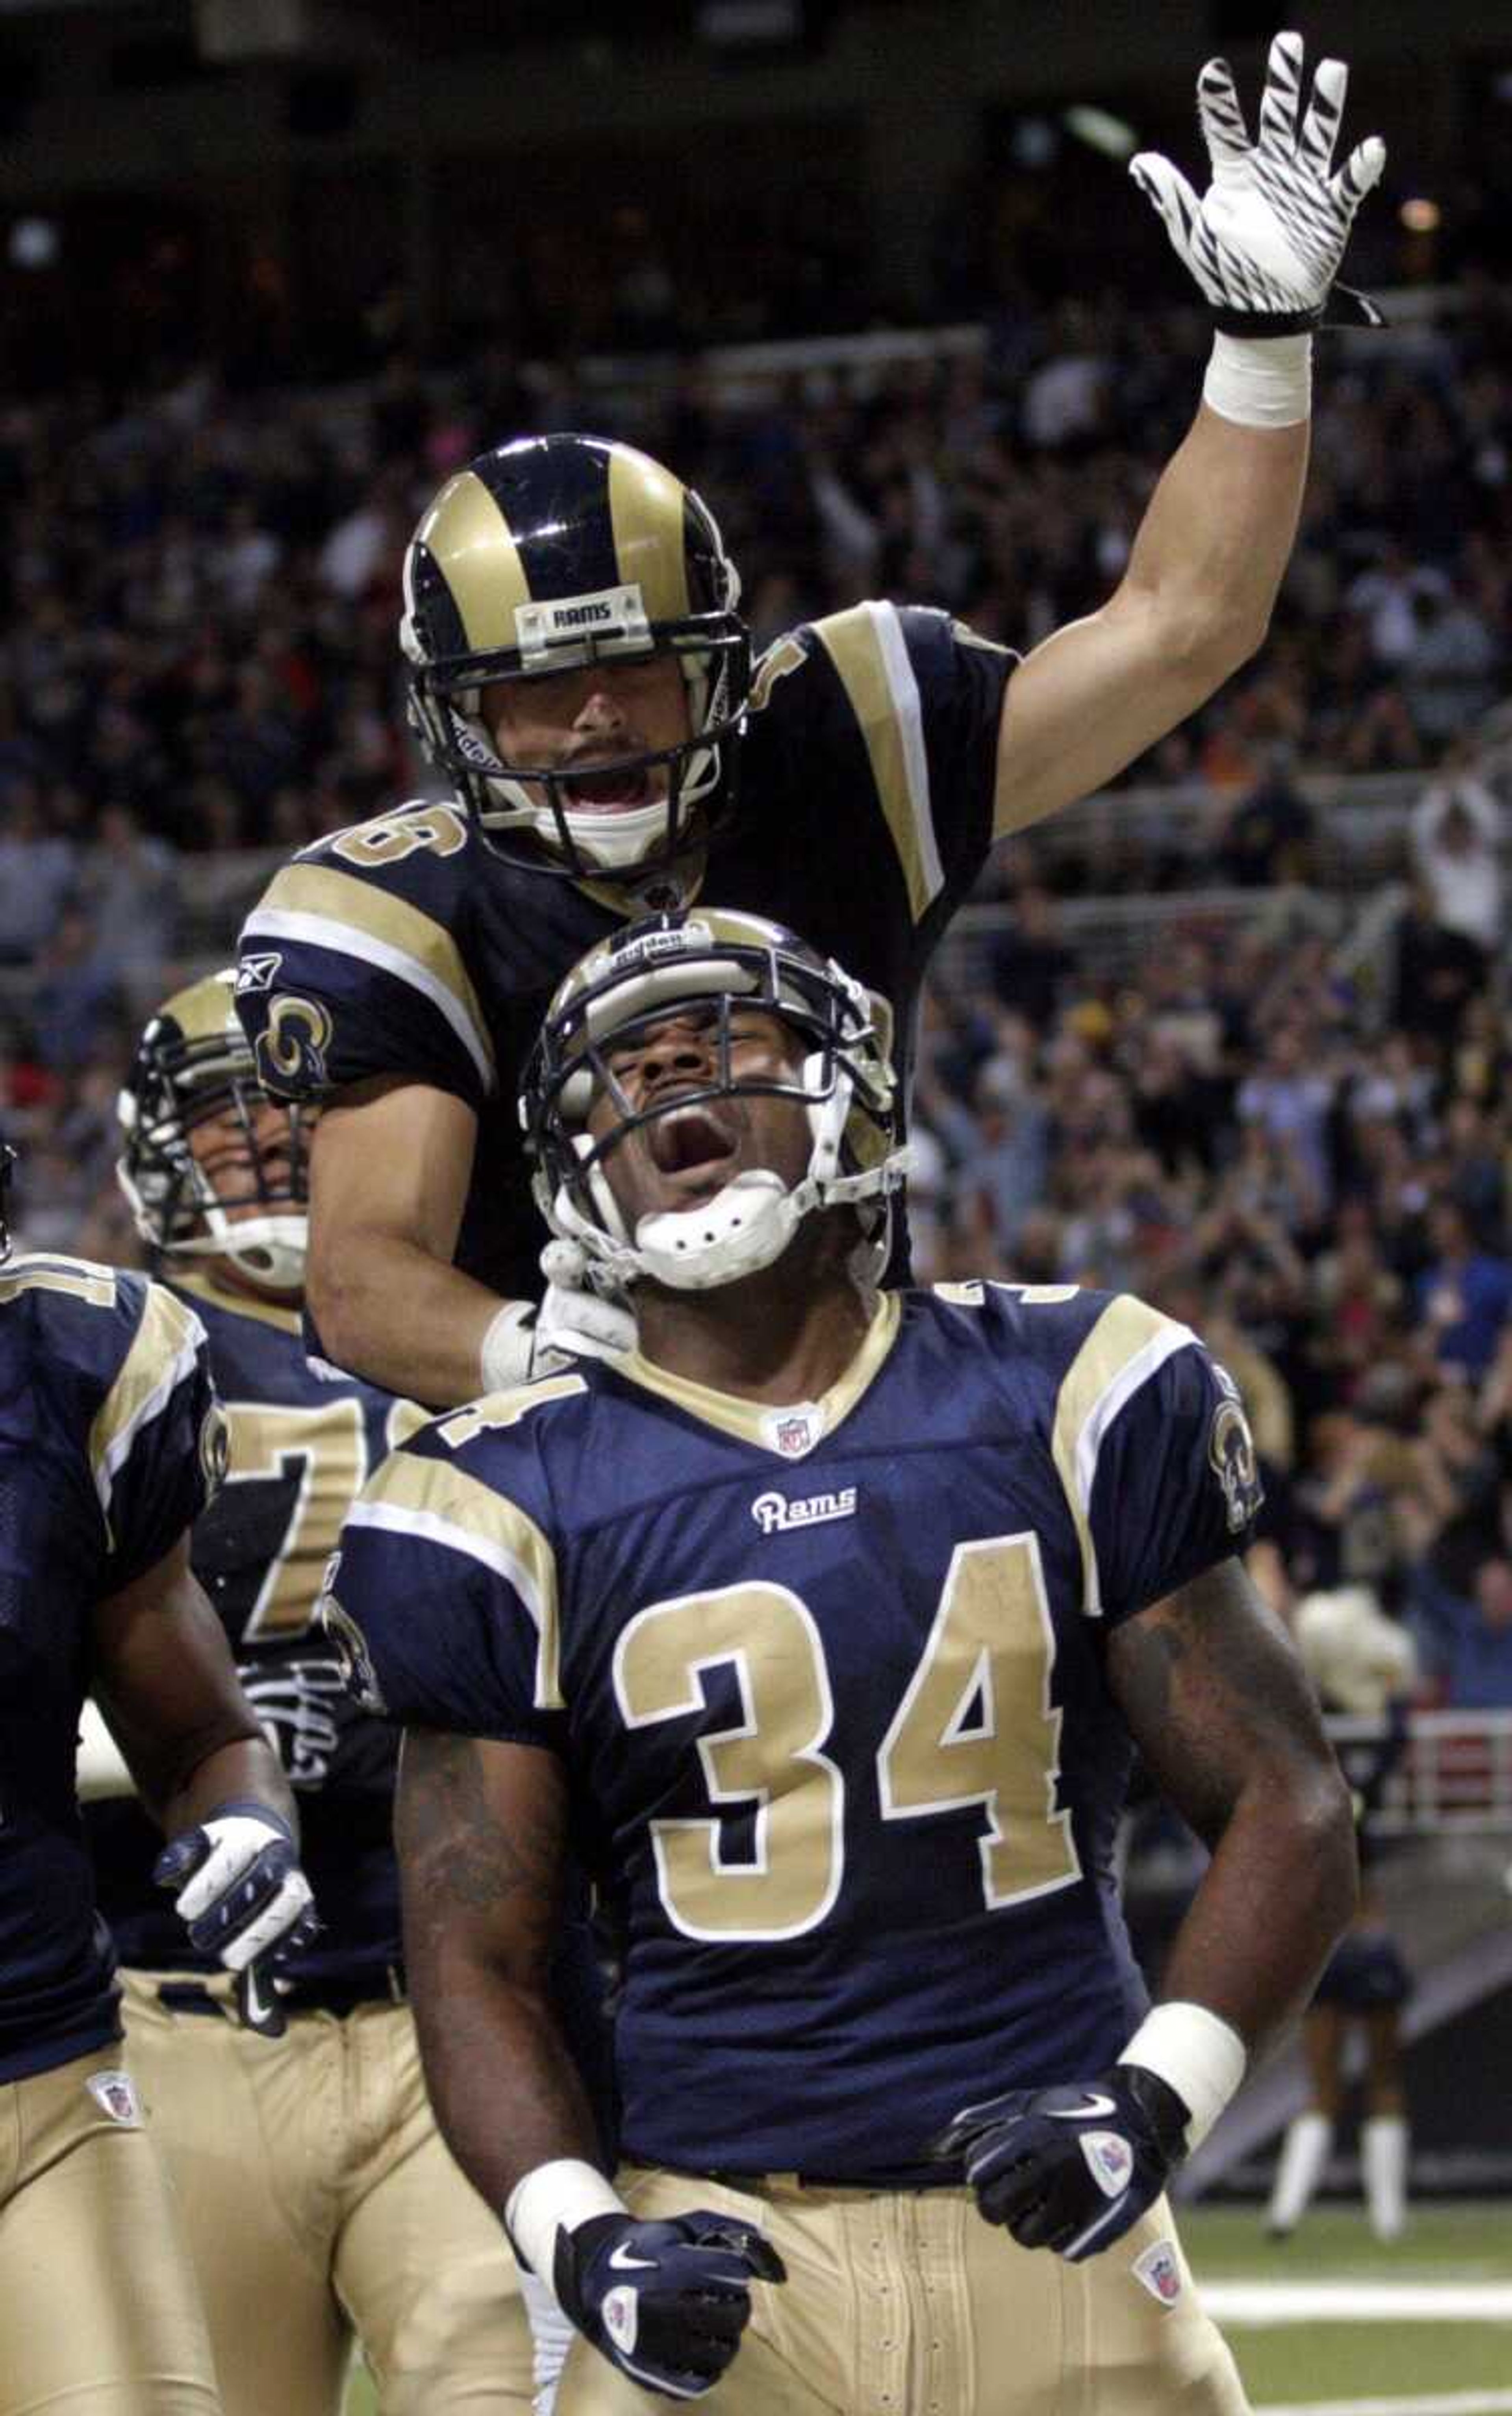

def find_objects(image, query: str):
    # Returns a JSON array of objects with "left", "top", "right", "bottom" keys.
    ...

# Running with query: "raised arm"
[{"left": 994, "top": 31, "right": 1384, "bottom": 833}]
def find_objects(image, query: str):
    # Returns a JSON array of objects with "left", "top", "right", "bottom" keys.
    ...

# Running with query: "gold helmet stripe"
[
  {"left": 415, "top": 469, "right": 531, "bottom": 654},
  {"left": 153, "top": 968, "right": 242, "bottom": 1051},
  {"left": 608, "top": 446, "right": 691, "bottom": 624},
  {"left": 1050, "top": 1297, "right": 1200, "bottom": 1618}
]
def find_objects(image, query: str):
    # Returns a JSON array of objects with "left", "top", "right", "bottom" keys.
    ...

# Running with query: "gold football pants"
[
  {"left": 0, "top": 2042, "right": 220, "bottom": 2414},
  {"left": 554, "top": 2163, "right": 1250, "bottom": 2416},
  {"left": 121, "top": 1970, "right": 532, "bottom": 2416}
]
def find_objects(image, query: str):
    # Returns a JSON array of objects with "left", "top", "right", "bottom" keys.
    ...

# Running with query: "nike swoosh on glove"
[
  {"left": 931, "top": 2065, "right": 1191, "bottom": 2262},
  {"left": 554, "top": 2210, "right": 786, "bottom": 2401},
  {"left": 534, "top": 1239, "right": 635, "bottom": 1371},
  {"left": 1130, "top": 29, "right": 1386, "bottom": 332},
  {"left": 154, "top": 1800, "right": 318, "bottom": 1976}
]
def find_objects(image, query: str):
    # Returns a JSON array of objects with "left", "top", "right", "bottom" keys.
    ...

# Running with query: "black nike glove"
[
  {"left": 553, "top": 2210, "right": 786, "bottom": 2401},
  {"left": 932, "top": 2064, "right": 1191, "bottom": 2262}
]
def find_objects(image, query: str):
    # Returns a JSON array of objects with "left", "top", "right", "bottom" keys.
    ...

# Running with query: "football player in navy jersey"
[
  {"left": 0, "top": 1127, "right": 317, "bottom": 2416},
  {"left": 84, "top": 971, "right": 554, "bottom": 2416},
  {"left": 237, "top": 30, "right": 1386, "bottom": 1410},
  {"left": 325, "top": 911, "right": 1358, "bottom": 2412}
]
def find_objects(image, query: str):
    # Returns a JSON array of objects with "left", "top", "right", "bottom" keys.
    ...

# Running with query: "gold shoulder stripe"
[
  {"left": 416, "top": 469, "right": 530, "bottom": 651},
  {"left": 813, "top": 603, "right": 942, "bottom": 923},
  {"left": 90, "top": 1283, "right": 206, "bottom": 1535},
  {"left": 1050, "top": 1297, "right": 1197, "bottom": 1617},
  {"left": 249, "top": 860, "right": 495, "bottom": 1089},
  {"left": 352, "top": 1449, "right": 563, "bottom": 1709}
]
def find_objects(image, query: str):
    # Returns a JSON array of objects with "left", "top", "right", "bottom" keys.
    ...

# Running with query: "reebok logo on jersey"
[
  {"left": 1132, "top": 2240, "right": 1183, "bottom": 2307},
  {"left": 87, "top": 2070, "right": 142, "bottom": 2126},
  {"left": 1081, "top": 2131, "right": 1134, "bottom": 2199},
  {"left": 752, "top": 1486, "right": 857, "bottom": 1535},
  {"left": 235, "top": 952, "right": 282, "bottom": 994}
]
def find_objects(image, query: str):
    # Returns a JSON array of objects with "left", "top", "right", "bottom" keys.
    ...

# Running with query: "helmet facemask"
[
  {"left": 523, "top": 917, "right": 906, "bottom": 1294},
  {"left": 118, "top": 1016, "right": 313, "bottom": 1296},
  {"left": 400, "top": 434, "right": 750, "bottom": 882}
]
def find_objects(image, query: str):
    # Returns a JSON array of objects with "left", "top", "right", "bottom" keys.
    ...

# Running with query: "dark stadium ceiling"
[{"left": 0, "top": 0, "right": 876, "bottom": 44}]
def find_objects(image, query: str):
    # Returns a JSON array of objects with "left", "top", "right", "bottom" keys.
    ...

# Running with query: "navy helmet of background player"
[
  {"left": 237, "top": 32, "right": 1386, "bottom": 1415},
  {"left": 401, "top": 433, "right": 748, "bottom": 885},
  {"left": 331, "top": 910, "right": 1357, "bottom": 2407},
  {"left": 118, "top": 967, "right": 313, "bottom": 1297}
]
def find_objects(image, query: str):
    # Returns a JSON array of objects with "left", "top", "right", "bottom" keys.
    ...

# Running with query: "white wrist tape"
[
  {"left": 480, "top": 1301, "right": 537, "bottom": 1395},
  {"left": 506, "top": 2158, "right": 626, "bottom": 2284},
  {"left": 1203, "top": 331, "right": 1312, "bottom": 429},
  {"left": 1119, "top": 2001, "right": 1247, "bottom": 2152}
]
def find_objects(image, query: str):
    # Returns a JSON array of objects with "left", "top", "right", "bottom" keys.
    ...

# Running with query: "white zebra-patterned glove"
[{"left": 1130, "top": 30, "right": 1386, "bottom": 334}]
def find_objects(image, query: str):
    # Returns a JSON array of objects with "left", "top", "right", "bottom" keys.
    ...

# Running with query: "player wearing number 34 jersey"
[{"left": 327, "top": 912, "right": 1358, "bottom": 2414}]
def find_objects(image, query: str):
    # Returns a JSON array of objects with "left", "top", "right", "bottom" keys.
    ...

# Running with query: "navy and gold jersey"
[
  {"left": 0, "top": 1258, "right": 220, "bottom": 2082},
  {"left": 87, "top": 1271, "right": 423, "bottom": 1995},
  {"left": 235, "top": 604, "right": 1015, "bottom": 1305},
  {"left": 330, "top": 1281, "right": 1262, "bottom": 2178}
]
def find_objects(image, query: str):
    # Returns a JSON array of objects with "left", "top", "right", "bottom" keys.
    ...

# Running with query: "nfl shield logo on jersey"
[
  {"left": 87, "top": 2070, "right": 142, "bottom": 2126},
  {"left": 1132, "top": 2239, "right": 1183, "bottom": 2307},
  {"left": 763, "top": 1404, "right": 823, "bottom": 1458}
]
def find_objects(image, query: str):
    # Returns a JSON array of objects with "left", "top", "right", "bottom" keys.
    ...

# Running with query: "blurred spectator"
[
  {"left": 1216, "top": 744, "right": 1316, "bottom": 886},
  {"left": 1413, "top": 1200, "right": 1512, "bottom": 1382},
  {"left": 1409, "top": 754, "right": 1502, "bottom": 955},
  {"left": 0, "top": 783, "right": 76, "bottom": 965}
]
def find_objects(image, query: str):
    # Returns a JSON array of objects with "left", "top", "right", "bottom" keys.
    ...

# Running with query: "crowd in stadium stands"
[{"left": 2, "top": 276, "right": 1511, "bottom": 1703}]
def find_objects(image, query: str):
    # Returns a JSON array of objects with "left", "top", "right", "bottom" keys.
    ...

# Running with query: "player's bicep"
[
  {"left": 1106, "top": 1556, "right": 1341, "bottom": 1847},
  {"left": 91, "top": 1532, "right": 260, "bottom": 1818},
  {"left": 395, "top": 1728, "right": 569, "bottom": 1991},
  {"left": 310, "top": 1078, "right": 477, "bottom": 1267},
  {"left": 993, "top": 588, "right": 1217, "bottom": 836}
]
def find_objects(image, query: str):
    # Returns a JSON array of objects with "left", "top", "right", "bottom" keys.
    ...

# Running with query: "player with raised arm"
[
  {"left": 324, "top": 910, "right": 1358, "bottom": 2412},
  {"left": 236, "top": 29, "right": 1386, "bottom": 1409},
  {"left": 0, "top": 1129, "right": 316, "bottom": 2416},
  {"left": 83, "top": 969, "right": 554, "bottom": 2416}
]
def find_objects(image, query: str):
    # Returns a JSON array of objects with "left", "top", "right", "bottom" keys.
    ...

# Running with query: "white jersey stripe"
[{"left": 867, "top": 600, "right": 943, "bottom": 913}]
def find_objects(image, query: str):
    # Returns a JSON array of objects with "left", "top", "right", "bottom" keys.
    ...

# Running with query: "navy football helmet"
[
  {"left": 400, "top": 433, "right": 749, "bottom": 882},
  {"left": 522, "top": 909, "right": 906, "bottom": 1292},
  {"left": 118, "top": 970, "right": 312, "bottom": 1294}
]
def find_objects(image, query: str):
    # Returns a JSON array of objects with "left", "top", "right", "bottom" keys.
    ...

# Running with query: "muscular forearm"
[
  {"left": 1122, "top": 403, "right": 1308, "bottom": 666},
  {"left": 310, "top": 1225, "right": 507, "bottom": 1405},
  {"left": 1159, "top": 1768, "right": 1356, "bottom": 2065},
  {"left": 410, "top": 1943, "right": 602, "bottom": 2213}
]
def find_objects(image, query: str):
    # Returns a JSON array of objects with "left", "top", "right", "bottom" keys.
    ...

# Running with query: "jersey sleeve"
[
  {"left": 235, "top": 804, "right": 497, "bottom": 1110},
  {"left": 93, "top": 1277, "right": 227, "bottom": 1590},
  {"left": 1049, "top": 1294, "right": 1264, "bottom": 1623},
  {"left": 323, "top": 1423, "right": 566, "bottom": 1751},
  {"left": 766, "top": 604, "right": 1015, "bottom": 935}
]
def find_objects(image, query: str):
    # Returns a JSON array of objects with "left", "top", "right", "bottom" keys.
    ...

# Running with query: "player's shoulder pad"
[
  {"left": 925, "top": 1277, "right": 1123, "bottom": 1393},
  {"left": 353, "top": 1369, "right": 591, "bottom": 1551},
  {"left": 0, "top": 1256, "right": 202, "bottom": 1394}
]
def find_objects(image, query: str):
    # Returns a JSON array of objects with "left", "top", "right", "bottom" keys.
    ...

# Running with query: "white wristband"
[
  {"left": 1203, "top": 331, "right": 1312, "bottom": 429},
  {"left": 506, "top": 2158, "right": 626, "bottom": 2285},
  {"left": 480, "top": 1300, "right": 537, "bottom": 1395},
  {"left": 1119, "top": 2001, "right": 1247, "bottom": 2152}
]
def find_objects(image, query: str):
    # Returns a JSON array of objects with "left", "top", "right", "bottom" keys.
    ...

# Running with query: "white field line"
[
  {"left": 1259, "top": 2395, "right": 1512, "bottom": 2416},
  {"left": 1206, "top": 2281, "right": 1512, "bottom": 2326}
]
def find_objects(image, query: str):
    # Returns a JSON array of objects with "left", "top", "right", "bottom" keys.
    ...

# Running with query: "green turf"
[{"left": 340, "top": 2204, "right": 1512, "bottom": 2412}]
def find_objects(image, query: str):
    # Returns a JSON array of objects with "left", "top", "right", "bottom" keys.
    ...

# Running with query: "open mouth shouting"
[
  {"left": 644, "top": 1099, "right": 740, "bottom": 1189},
  {"left": 563, "top": 756, "right": 655, "bottom": 813}
]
